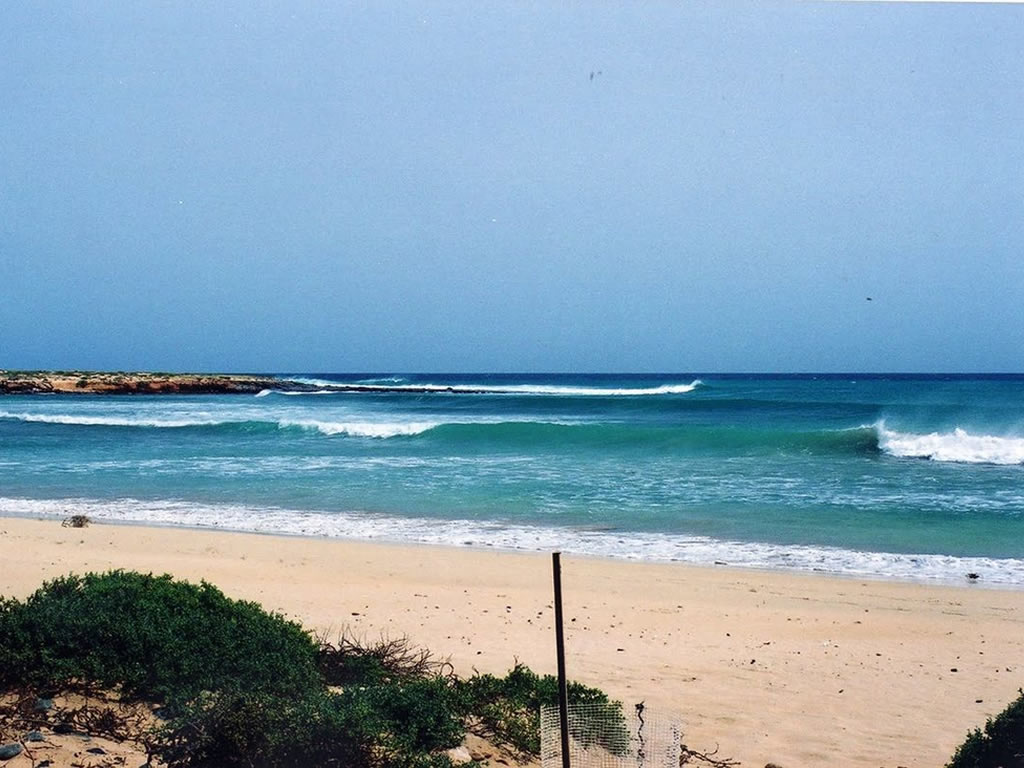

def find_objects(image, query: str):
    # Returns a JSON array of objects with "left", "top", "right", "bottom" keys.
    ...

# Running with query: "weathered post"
[{"left": 552, "top": 551, "right": 571, "bottom": 768}]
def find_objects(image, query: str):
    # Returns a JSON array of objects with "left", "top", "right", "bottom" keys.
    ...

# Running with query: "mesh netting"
[{"left": 540, "top": 702, "right": 681, "bottom": 768}]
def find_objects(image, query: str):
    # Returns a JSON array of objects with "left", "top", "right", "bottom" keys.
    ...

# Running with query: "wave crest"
[
  {"left": 0, "top": 409, "right": 445, "bottom": 439},
  {"left": 266, "top": 379, "right": 704, "bottom": 397},
  {"left": 878, "top": 423, "right": 1024, "bottom": 465},
  {"left": 280, "top": 420, "right": 439, "bottom": 438},
  {"left": 0, "top": 410, "right": 227, "bottom": 429}
]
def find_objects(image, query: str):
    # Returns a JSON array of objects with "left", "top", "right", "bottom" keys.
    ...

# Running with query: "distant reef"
[{"left": 0, "top": 370, "right": 314, "bottom": 395}]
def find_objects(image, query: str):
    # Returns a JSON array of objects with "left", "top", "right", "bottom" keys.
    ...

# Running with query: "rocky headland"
[{"left": 0, "top": 370, "right": 313, "bottom": 395}]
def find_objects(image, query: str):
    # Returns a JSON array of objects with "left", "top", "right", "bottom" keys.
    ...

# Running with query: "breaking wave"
[
  {"left": 0, "top": 408, "right": 875, "bottom": 451},
  {"left": 4, "top": 407, "right": 1022, "bottom": 462},
  {"left": 0, "top": 409, "right": 439, "bottom": 439},
  {"left": 265, "top": 380, "right": 704, "bottom": 397},
  {"left": 280, "top": 419, "right": 440, "bottom": 438},
  {"left": 0, "top": 410, "right": 228, "bottom": 429},
  {"left": 877, "top": 423, "right": 1024, "bottom": 465}
]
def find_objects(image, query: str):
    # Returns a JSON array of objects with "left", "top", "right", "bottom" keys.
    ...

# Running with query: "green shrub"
[
  {"left": 0, "top": 570, "right": 321, "bottom": 703},
  {"left": 155, "top": 683, "right": 468, "bottom": 768},
  {"left": 457, "top": 663, "right": 626, "bottom": 756},
  {"left": 369, "top": 677, "right": 466, "bottom": 755},
  {"left": 0, "top": 571, "right": 620, "bottom": 767},
  {"left": 948, "top": 690, "right": 1024, "bottom": 768},
  {"left": 153, "top": 689, "right": 381, "bottom": 768}
]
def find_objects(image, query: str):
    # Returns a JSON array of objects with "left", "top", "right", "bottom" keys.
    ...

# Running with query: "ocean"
[{"left": 2, "top": 373, "right": 1023, "bottom": 585}]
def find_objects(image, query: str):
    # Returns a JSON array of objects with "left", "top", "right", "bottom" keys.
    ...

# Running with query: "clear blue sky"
[{"left": 2, "top": 1, "right": 1022, "bottom": 373}]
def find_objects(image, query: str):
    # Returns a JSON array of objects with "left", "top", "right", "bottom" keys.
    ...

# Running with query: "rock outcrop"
[{"left": 0, "top": 370, "right": 314, "bottom": 395}]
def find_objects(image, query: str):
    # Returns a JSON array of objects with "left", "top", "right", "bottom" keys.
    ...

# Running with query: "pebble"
[{"left": 0, "top": 744, "right": 23, "bottom": 760}]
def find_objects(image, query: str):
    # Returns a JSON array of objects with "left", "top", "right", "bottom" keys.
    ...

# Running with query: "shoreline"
[
  {"left": 3, "top": 498, "right": 1021, "bottom": 589},
  {"left": 10, "top": 508, "right": 1002, "bottom": 589},
  {"left": 2, "top": 515, "right": 1023, "bottom": 767}
]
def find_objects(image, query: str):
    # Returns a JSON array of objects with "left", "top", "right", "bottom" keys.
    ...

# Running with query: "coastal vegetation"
[
  {"left": 2, "top": 569, "right": 1016, "bottom": 767},
  {"left": 947, "top": 689, "right": 1024, "bottom": 768},
  {"left": 0, "top": 571, "right": 622, "bottom": 767}
]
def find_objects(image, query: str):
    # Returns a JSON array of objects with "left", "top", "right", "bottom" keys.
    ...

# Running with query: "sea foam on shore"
[{"left": 4, "top": 496, "right": 1023, "bottom": 587}]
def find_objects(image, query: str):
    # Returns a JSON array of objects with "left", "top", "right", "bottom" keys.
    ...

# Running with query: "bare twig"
[
  {"left": 316, "top": 628, "right": 454, "bottom": 684},
  {"left": 680, "top": 743, "right": 741, "bottom": 767}
]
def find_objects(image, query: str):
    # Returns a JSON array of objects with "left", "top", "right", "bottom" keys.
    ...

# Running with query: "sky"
[{"left": 1, "top": 1, "right": 1022, "bottom": 373}]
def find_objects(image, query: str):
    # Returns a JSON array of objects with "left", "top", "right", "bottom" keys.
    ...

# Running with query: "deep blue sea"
[{"left": 3, "top": 373, "right": 1024, "bottom": 585}]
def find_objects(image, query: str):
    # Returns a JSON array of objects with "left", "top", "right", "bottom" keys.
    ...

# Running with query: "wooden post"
[{"left": 553, "top": 551, "right": 571, "bottom": 768}]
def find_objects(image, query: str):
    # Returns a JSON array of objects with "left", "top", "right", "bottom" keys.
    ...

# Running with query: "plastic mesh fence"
[{"left": 540, "top": 702, "right": 681, "bottom": 768}]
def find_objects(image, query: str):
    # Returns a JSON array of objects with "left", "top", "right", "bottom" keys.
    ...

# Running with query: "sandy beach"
[{"left": 1, "top": 516, "right": 1023, "bottom": 768}]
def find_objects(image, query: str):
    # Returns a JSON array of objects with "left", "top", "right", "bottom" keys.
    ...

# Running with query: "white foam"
[
  {"left": 288, "top": 377, "right": 348, "bottom": 388},
  {"left": 4, "top": 495, "right": 1022, "bottom": 587},
  {"left": 355, "top": 376, "right": 409, "bottom": 384},
  {"left": 0, "top": 408, "right": 572, "bottom": 439},
  {"left": 280, "top": 419, "right": 440, "bottom": 438},
  {"left": 878, "top": 422, "right": 1024, "bottom": 465},
  {"left": 470, "top": 380, "right": 704, "bottom": 397},
  {"left": 286, "top": 379, "right": 704, "bottom": 397},
  {"left": 0, "top": 410, "right": 227, "bottom": 429},
  {"left": 278, "top": 390, "right": 343, "bottom": 396}
]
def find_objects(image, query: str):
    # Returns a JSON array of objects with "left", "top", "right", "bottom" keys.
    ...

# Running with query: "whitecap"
[
  {"left": 291, "top": 379, "right": 704, "bottom": 397},
  {"left": 0, "top": 410, "right": 229, "bottom": 429},
  {"left": 877, "top": 422, "right": 1024, "bottom": 465},
  {"left": 279, "top": 419, "right": 440, "bottom": 438}
]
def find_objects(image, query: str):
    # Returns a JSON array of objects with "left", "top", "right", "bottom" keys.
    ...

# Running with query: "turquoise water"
[{"left": 2, "top": 374, "right": 1024, "bottom": 584}]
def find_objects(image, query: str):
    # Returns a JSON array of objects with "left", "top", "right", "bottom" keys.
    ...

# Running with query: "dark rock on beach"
[{"left": 0, "top": 744, "right": 23, "bottom": 760}]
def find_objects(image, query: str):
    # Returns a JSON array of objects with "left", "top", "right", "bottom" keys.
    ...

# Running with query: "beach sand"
[{"left": 2, "top": 517, "right": 1023, "bottom": 768}]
